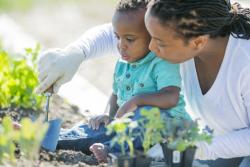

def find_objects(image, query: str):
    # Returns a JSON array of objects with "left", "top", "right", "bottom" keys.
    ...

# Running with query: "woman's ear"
[{"left": 190, "top": 35, "right": 209, "bottom": 50}]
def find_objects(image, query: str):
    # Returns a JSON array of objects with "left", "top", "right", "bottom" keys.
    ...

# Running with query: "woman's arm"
[
  {"left": 36, "top": 23, "right": 118, "bottom": 94},
  {"left": 67, "top": 23, "right": 118, "bottom": 60},
  {"left": 196, "top": 128, "right": 250, "bottom": 160}
]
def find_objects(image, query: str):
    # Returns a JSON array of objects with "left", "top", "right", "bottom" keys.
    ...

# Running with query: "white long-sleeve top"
[
  {"left": 69, "top": 23, "right": 250, "bottom": 162},
  {"left": 181, "top": 35, "right": 250, "bottom": 161},
  {"left": 68, "top": 23, "right": 119, "bottom": 60}
]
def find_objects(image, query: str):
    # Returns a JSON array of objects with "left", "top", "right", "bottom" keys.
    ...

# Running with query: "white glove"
[{"left": 36, "top": 46, "right": 84, "bottom": 94}]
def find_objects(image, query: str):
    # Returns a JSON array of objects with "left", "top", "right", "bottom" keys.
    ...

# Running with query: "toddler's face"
[{"left": 112, "top": 9, "right": 151, "bottom": 63}]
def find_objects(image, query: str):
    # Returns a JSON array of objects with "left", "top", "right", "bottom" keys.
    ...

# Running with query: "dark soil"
[{"left": 0, "top": 95, "right": 107, "bottom": 167}]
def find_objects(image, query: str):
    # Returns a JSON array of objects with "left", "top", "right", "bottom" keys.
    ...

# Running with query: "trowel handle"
[
  {"left": 45, "top": 86, "right": 53, "bottom": 97},
  {"left": 44, "top": 86, "right": 53, "bottom": 122}
]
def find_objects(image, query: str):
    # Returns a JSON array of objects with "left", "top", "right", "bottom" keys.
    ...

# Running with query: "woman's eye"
[{"left": 157, "top": 42, "right": 167, "bottom": 47}]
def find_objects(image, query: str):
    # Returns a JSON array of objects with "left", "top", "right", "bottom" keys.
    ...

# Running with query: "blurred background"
[
  {"left": 0, "top": 0, "right": 118, "bottom": 116},
  {"left": 0, "top": 0, "right": 249, "bottom": 116}
]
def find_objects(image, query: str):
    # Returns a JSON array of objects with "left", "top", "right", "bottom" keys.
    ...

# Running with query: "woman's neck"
[
  {"left": 195, "top": 36, "right": 229, "bottom": 64},
  {"left": 194, "top": 36, "right": 230, "bottom": 94}
]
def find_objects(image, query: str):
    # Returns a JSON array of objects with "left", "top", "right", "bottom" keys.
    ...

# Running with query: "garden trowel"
[{"left": 41, "top": 87, "right": 62, "bottom": 152}]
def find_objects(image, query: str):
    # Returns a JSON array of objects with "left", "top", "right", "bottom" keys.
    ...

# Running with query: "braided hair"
[
  {"left": 116, "top": 0, "right": 151, "bottom": 12},
  {"left": 148, "top": 0, "right": 250, "bottom": 40}
]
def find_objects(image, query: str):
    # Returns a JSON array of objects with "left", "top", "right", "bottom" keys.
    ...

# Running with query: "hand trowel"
[{"left": 41, "top": 87, "right": 62, "bottom": 152}]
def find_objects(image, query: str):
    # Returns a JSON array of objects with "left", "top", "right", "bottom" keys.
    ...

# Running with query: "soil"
[{"left": 0, "top": 95, "right": 107, "bottom": 167}]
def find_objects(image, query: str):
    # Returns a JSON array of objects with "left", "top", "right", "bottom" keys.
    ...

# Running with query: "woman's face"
[{"left": 145, "top": 11, "right": 200, "bottom": 64}]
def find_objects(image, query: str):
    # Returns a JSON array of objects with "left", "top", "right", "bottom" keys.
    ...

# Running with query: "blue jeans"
[
  {"left": 197, "top": 157, "right": 243, "bottom": 167},
  {"left": 57, "top": 106, "right": 173, "bottom": 154}
]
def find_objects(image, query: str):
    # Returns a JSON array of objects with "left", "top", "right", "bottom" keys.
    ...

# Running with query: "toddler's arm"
[
  {"left": 115, "top": 86, "right": 180, "bottom": 118},
  {"left": 89, "top": 93, "right": 119, "bottom": 129}
]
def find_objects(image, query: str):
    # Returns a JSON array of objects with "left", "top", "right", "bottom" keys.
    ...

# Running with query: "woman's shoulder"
[
  {"left": 231, "top": 36, "right": 250, "bottom": 61},
  {"left": 226, "top": 37, "right": 250, "bottom": 71},
  {"left": 226, "top": 37, "right": 250, "bottom": 79}
]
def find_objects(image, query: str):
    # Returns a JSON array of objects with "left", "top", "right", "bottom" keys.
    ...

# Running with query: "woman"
[
  {"left": 37, "top": 0, "right": 250, "bottom": 166},
  {"left": 144, "top": 0, "right": 250, "bottom": 166}
]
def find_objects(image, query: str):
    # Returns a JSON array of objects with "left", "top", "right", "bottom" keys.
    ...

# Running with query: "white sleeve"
[
  {"left": 196, "top": 65, "right": 250, "bottom": 160},
  {"left": 196, "top": 128, "right": 250, "bottom": 160},
  {"left": 66, "top": 23, "right": 119, "bottom": 60}
]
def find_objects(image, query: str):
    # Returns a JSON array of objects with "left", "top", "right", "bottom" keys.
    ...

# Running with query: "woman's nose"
[{"left": 149, "top": 39, "right": 155, "bottom": 52}]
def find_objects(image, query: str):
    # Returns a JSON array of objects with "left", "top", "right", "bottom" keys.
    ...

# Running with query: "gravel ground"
[{"left": 0, "top": 95, "right": 107, "bottom": 167}]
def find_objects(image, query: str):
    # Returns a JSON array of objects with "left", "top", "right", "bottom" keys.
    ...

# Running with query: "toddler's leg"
[
  {"left": 89, "top": 143, "right": 109, "bottom": 163},
  {"left": 57, "top": 123, "right": 114, "bottom": 154}
]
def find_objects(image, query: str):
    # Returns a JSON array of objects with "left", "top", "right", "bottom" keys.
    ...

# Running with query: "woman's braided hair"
[
  {"left": 116, "top": 0, "right": 151, "bottom": 12},
  {"left": 148, "top": 0, "right": 250, "bottom": 40}
]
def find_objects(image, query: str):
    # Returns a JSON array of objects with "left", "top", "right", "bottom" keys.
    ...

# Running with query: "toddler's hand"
[
  {"left": 13, "top": 121, "right": 21, "bottom": 130},
  {"left": 115, "top": 100, "right": 137, "bottom": 118},
  {"left": 88, "top": 114, "right": 110, "bottom": 130}
]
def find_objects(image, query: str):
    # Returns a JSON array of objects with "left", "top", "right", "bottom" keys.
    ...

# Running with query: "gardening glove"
[
  {"left": 88, "top": 114, "right": 110, "bottom": 130},
  {"left": 36, "top": 46, "right": 84, "bottom": 94}
]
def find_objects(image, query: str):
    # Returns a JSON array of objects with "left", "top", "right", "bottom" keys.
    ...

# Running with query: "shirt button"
[
  {"left": 139, "top": 83, "right": 144, "bottom": 87},
  {"left": 126, "top": 73, "right": 131, "bottom": 78},
  {"left": 126, "top": 86, "right": 131, "bottom": 91},
  {"left": 132, "top": 65, "right": 136, "bottom": 68}
]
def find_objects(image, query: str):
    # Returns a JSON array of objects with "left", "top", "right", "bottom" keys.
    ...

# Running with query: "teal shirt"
[{"left": 113, "top": 52, "right": 190, "bottom": 120}]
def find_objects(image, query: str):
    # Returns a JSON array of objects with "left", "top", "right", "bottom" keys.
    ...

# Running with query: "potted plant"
[
  {"left": 135, "top": 108, "right": 166, "bottom": 167},
  {"left": 160, "top": 117, "right": 212, "bottom": 167},
  {"left": 106, "top": 108, "right": 166, "bottom": 167},
  {"left": 106, "top": 108, "right": 212, "bottom": 167},
  {"left": 106, "top": 114, "right": 137, "bottom": 167}
]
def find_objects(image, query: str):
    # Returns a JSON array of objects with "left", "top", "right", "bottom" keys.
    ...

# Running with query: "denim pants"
[
  {"left": 197, "top": 157, "right": 244, "bottom": 167},
  {"left": 57, "top": 106, "right": 172, "bottom": 154}
]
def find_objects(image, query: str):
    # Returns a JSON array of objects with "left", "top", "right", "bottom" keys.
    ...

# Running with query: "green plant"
[
  {"left": 106, "top": 113, "right": 138, "bottom": 156},
  {"left": 139, "top": 108, "right": 212, "bottom": 152},
  {"left": 0, "top": 116, "right": 48, "bottom": 164},
  {"left": 0, "top": 44, "right": 43, "bottom": 110},
  {"left": 0, "top": 117, "right": 19, "bottom": 163},
  {"left": 139, "top": 108, "right": 165, "bottom": 153},
  {"left": 18, "top": 117, "right": 48, "bottom": 160},
  {"left": 162, "top": 118, "right": 212, "bottom": 151},
  {"left": 0, "top": 0, "right": 34, "bottom": 11},
  {"left": 106, "top": 107, "right": 212, "bottom": 159}
]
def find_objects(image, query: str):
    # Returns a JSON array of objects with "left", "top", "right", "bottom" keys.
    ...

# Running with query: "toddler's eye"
[
  {"left": 126, "top": 37, "right": 135, "bottom": 42},
  {"left": 115, "top": 34, "right": 120, "bottom": 39}
]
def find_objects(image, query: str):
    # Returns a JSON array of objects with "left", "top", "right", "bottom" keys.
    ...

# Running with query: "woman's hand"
[
  {"left": 115, "top": 99, "right": 138, "bottom": 118},
  {"left": 88, "top": 114, "right": 110, "bottom": 130},
  {"left": 36, "top": 47, "right": 84, "bottom": 94}
]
